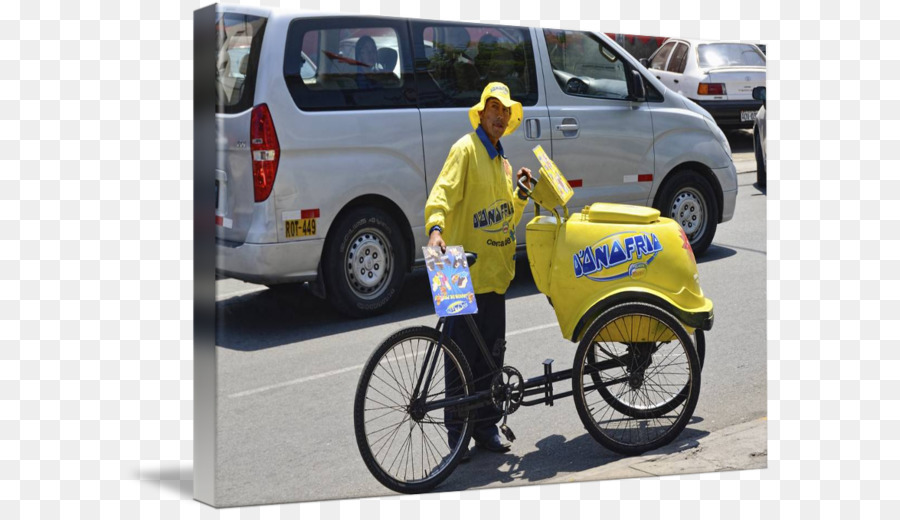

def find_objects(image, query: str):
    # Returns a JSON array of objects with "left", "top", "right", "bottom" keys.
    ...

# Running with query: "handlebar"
[{"left": 517, "top": 177, "right": 532, "bottom": 199}]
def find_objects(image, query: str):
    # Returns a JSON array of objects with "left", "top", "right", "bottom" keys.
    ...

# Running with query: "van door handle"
[
  {"left": 674, "top": 79, "right": 679, "bottom": 84},
  {"left": 526, "top": 118, "right": 541, "bottom": 139},
  {"left": 556, "top": 123, "right": 579, "bottom": 131}
]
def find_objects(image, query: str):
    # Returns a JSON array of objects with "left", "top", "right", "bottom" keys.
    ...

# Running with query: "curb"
[{"left": 546, "top": 417, "right": 767, "bottom": 484}]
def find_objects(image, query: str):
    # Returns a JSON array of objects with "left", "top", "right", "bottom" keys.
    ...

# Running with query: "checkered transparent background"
[{"left": 3, "top": 0, "right": 897, "bottom": 517}]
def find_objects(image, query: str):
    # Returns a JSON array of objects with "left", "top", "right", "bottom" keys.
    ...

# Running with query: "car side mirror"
[
  {"left": 630, "top": 70, "right": 646, "bottom": 102},
  {"left": 639, "top": 58, "right": 649, "bottom": 68},
  {"left": 752, "top": 86, "right": 766, "bottom": 104}
]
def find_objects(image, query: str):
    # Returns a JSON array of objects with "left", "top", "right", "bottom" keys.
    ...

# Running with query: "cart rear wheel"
[
  {"left": 354, "top": 326, "right": 474, "bottom": 493},
  {"left": 572, "top": 303, "right": 701, "bottom": 455}
]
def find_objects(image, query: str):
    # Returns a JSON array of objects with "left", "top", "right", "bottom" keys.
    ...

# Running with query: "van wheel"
[
  {"left": 657, "top": 170, "right": 718, "bottom": 256},
  {"left": 323, "top": 207, "right": 407, "bottom": 318}
]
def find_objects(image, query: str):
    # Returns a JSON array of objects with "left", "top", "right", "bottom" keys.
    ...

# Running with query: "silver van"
[{"left": 214, "top": 7, "right": 738, "bottom": 317}]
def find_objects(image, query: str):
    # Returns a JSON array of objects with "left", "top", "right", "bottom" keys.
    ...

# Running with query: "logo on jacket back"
[
  {"left": 573, "top": 231, "right": 663, "bottom": 281},
  {"left": 473, "top": 200, "right": 514, "bottom": 233}
]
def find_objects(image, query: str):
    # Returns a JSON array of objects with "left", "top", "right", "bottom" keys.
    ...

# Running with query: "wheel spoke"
[{"left": 368, "top": 372, "right": 410, "bottom": 410}]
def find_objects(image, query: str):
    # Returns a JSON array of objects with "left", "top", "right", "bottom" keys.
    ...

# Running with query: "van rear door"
[
  {"left": 215, "top": 11, "right": 267, "bottom": 245},
  {"left": 278, "top": 18, "right": 425, "bottom": 251}
]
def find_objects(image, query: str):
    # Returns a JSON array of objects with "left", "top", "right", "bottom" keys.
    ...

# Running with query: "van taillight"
[
  {"left": 698, "top": 83, "right": 725, "bottom": 96},
  {"left": 251, "top": 104, "right": 280, "bottom": 202}
]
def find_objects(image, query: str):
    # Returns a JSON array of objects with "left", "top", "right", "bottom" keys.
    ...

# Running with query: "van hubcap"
[
  {"left": 669, "top": 189, "right": 706, "bottom": 242},
  {"left": 346, "top": 229, "right": 391, "bottom": 299}
]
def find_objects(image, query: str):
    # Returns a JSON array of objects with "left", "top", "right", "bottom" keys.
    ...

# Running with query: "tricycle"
[{"left": 353, "top": 148, "right": 713, "bottom": 493}]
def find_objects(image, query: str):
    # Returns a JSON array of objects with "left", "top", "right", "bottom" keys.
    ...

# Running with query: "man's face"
[{"left": 479, "top": 97, "right": 511, "bottom": 144}]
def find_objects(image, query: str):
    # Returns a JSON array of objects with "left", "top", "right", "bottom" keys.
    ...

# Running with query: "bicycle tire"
[
  {"left": 354, "top": 326, "right": 474, "bottom": 493},
  {"left": 572, "top": 303, "right": 701, "bottom": 455}
]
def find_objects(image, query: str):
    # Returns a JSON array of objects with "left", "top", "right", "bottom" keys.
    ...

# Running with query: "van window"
[
  {"left": 216, "top": 13, "right": 267, "bottom": 113},
  {"left": 411, "top": 22, "right": 539, "bottom": 109},
  {"left": 283, "top": 18, "right": 416, "bottom": 111},
  {"left": 543, "top": 30, "right": 629, "bottom": 100}
]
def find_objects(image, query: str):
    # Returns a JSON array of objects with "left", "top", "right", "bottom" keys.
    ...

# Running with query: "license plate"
[
  {"left": 741, "top": 110, "right": 757, "bottom": 122},
  {"left": 285, "top": 218, "right": 317, "bottom": 238}
]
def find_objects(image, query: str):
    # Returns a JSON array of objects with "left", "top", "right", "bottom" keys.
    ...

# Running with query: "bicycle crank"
[
  {"left": 491, "top": 366, "right": 524, "bottom": 443},
  {"left": 490, "top": 366, "right": 525, "bottom": 415}
]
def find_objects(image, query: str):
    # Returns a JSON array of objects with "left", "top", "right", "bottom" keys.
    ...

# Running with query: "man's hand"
[
  {"left": 517, "top": 167, "right": 533, "bottom": 190},
  {"left": 428, "top": 230, "right": 446, "bottom": 253}
]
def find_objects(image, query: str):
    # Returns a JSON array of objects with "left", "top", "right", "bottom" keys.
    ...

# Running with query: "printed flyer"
[{"left": 422, "top": 245, "right": 478, "bottom": 317}]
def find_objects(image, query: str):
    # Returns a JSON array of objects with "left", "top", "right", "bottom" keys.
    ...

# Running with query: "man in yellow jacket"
[{"left": 425, "top": 82, "right": 532, "bottom": 457}]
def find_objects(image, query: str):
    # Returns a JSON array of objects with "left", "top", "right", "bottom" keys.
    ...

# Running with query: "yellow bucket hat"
[{"left": 468, "top": 82, "right": 523, "bottom": 137}]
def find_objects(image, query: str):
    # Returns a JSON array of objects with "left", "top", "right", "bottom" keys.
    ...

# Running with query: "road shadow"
[
  {"left": 696, "top": 243, "right": 737, "bottom": 264},
  {"left": 725, "top": 129, "right": 754, "bottom": 154},
  {"left": 752, "top": 182, "right": 766, "bottom": 195},
  {"left": 216, "top": 257, "right": 540, "bottom": 351},
  {"left": 439, "top": 420, "right": 712, "bottom": 492},
  {"left": 131, "top": 464, "right": 194, "bottom": 500}
]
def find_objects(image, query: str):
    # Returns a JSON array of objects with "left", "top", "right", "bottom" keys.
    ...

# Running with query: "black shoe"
[{"left": 474, "top": 433, "right": 511, "bottom": 453}]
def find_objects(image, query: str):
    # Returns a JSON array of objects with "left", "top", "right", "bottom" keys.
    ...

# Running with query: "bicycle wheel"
[
  {"left": 354, "top": 326, "right": 474, "bottom": 493},
  {"left": 572, "top": 303, "right": 701, "bottom": 455}
]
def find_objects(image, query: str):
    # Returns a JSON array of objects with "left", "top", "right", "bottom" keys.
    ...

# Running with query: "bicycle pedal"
[{"left": 499, "top": 424, "right": 516, "bottom": 442}]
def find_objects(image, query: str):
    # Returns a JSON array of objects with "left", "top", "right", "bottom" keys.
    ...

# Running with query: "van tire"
[
  {"left": 323, "top": 207, "right": 407, "bottom": 318},
  {"left": 657, "top": 170, "right": 718, "bottom": 256}
]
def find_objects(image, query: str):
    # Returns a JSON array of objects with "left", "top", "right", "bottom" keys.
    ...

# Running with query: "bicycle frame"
[{"left": 412, "top": 316, "right": 635, "bottom": 418}]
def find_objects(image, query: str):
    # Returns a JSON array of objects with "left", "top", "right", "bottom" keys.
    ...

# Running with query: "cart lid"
[{"left": 583, "top": 203, "right": 660, "bottom": 224}]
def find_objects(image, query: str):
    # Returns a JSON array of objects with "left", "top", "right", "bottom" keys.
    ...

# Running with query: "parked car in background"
[
  {"left": 642, "top": 39, "right": 765, "bottom": 129},
  {"left": 214, "top": 7, "right": 738, "bottom": 318},
  {"left": 752, "top": 86, "right": 766, "bottom": 187}
]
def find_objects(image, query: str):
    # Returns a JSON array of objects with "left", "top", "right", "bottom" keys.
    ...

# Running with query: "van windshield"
[{"left": 216, "top": 13, "right": 267, "bottom": 113}]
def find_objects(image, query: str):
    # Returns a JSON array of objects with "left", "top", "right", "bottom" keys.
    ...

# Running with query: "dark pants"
[{"left": 445, "top": 292, "right": 506, "bottom": 446}]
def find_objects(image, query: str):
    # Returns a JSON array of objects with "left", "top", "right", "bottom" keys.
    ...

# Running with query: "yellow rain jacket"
[{"left": 425, "top": 129, "right": 528, "bottom": 295}]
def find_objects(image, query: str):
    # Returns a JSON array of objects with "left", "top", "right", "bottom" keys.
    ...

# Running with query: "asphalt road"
[{"left": 212, "top": 130, "right": 765, "bottom": 506}]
